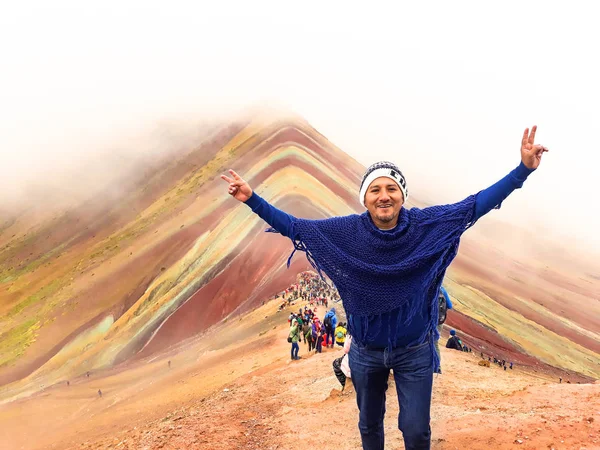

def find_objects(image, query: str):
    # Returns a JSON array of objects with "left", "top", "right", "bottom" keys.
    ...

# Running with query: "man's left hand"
[{"left": 521, "top": 125, "right": 549, "bottom": 169}]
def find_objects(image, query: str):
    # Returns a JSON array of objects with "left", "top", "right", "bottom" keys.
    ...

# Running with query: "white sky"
[{"left": 0, "top": 1, "right": 598, "bottom": 250}]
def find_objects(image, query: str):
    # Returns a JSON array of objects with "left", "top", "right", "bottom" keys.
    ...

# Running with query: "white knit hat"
[{"left": 359, "top": 161, "right": 408, "bottom": 207}]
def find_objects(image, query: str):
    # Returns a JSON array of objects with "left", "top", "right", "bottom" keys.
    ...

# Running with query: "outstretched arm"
[
  {"left": 220, "top": 169, "right": 296, "bottom": 237},
  {"left": 473, "top": 126, "right": 548, "bottom": 221}
]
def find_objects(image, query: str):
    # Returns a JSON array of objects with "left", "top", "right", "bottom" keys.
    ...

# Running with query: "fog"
[{"left": 0, "top": 1, "right": 598, "bottom": 251}]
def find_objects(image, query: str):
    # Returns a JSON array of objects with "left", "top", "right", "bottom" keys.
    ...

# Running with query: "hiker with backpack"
[
  {"left": 434, "top": 285, "right": 453, "bottom": 373},
  {"left": 335, "top": 321, "right": 347, "bottom": 347},
  {"left": 288, "top": 318, "right": 301, "bottom": 360},
  {"left": 303, "top": 320, "right": 314, "bottom": 352},
  {"left": 332, "top": 334, "right": 353, "bottom": 391},
  {"left": 323, "top": 307, "right": 338, "bottom": 348},
  {"left": 295, "top": 314, "right": 304, "bottom": 343},
  {"left": 445, "top": 329, "right": 463, "bottom": 351},
  {"left": 222, "top": 125, "right": 548, "bottom": 450}
]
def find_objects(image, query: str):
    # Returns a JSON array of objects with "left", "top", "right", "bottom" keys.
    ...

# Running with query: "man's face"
[{"left": 364, "top": 177, "right": 404, "bottom": 229}]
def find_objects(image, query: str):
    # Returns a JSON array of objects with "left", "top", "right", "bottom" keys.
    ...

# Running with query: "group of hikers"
[
  {"left": 222, "top": 125, "right": 548, "bottom": 449},
  {"left": 284, "top": 273, "right": 348, "bottom": 360},
  {"left": 281, "top": 277, "right": 354, "bottom": 390},
  {"left": 277, "top": 272, "right": 339, "bottom": 311}
]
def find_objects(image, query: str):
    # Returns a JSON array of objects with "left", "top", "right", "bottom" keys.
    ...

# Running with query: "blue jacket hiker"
[
  {"left": 323, "top": 308, "right": 338, "bottom": 348},
  {"left": 221, "top": 126, "right": 548, "bottom": 450},
  {"left": 434, "top": 285, "right": 452, "bottom": 373}
]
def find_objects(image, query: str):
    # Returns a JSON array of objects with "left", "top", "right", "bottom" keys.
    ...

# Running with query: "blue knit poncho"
[{"left": 276, "top": 195, "right": 477, "bottom": 372}]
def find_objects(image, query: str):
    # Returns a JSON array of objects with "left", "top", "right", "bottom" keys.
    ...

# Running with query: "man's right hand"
[{"left": 220, "top": 169, "right": 253, "bottom": 202}]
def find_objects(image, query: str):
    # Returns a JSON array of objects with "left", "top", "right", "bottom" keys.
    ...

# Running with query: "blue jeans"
[
  {"left": 349, "top": 339, "right": 433, "bottom": 450},
  {"left": 291, "top": 342, "right": 299, "bottom": 359},
  {"left": 325, "top": 325, "right": 335, "bottom": 346}
]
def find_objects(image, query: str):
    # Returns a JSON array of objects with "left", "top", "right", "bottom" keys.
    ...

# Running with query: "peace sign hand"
[
  {"left": 521, "top": 125, "right": 549, "bottom": 170},
  {"left": 220, "top": 169, "right": 253, "bottom": 202}
]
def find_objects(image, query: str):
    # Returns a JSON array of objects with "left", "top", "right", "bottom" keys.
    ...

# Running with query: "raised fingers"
[
  {"left": 522, "top": 128, "right": 530, "bottom": 148},
  {"left": 229, "top": 169, "right": 243, "bottom": 180},
  {"left": 221, "top": 174, "right": 234, "bottom": 184},
  {"left": 528, "top": 125, "right": 537, "bottom": 145}
]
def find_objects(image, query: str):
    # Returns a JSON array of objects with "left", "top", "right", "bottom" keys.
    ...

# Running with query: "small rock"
[
  {"left": 223, "top": 388, "right": 230, "bottom": 392},
  {"left": 514, "top": 439, "right": 523, "bottom": 444}
]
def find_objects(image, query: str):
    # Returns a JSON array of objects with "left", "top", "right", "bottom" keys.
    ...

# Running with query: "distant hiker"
[
  {"left": 332, "top": 335, "right": 353, "bottom": 391},
  {"left": 98, "top": 389, "right": 102, "bottom": 397},
  {"left": 335, "top": 322, "right": 347, "bottom": 347},
  {"left": 289, "top": 319, "right": 301, "bottom": 360},
  {"left": 480, "top": 352, "right": 484, "bottom": 358},
  {"left": 315, "top": 328, "right": 325, "bottom": 353},
  {"left": 323, "top": 308, "right": 338, "bottom": 348},
  {"left": 303, "top": 321, "right": 314, "bottom": 352},
  {"left": 445, "top": 330, "right": 463, "bottom": 351},
  {"left": 434, "top": 285, "right": 452, "bottom": 373},
  {"left": 66, "top": 380, "right": 70, "bottom": 386},
  {"left": 168, "top": 360, "right": 171, "bottom": 369},
  {"left": 296, "top": 315, "right": 304, "bottom": 342},
  {"left": 86, "top": 371, "right": 90, "bottom": 378},
  {"left": 559, "top": 377, "right": 562, "bottom": 383},
  {"left": 510, "top": 362, "right": 513, "bottom": 370},
  {"left": 222, "top": 125, "right": 548, "bottom": 449}
]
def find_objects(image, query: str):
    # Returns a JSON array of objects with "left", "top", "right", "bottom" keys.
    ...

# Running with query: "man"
[
  {"left": 289, "top": 318, "right": 301, "bottom": 360},
  {"left": 221, "top": 126, "right": 547, "bottom": 450},
  {"left": 323, "top": 307, "right": 338, "bottom": 348},
  {"left": 434, "top": 285, "right": 452, "bottom": 373},
  {"left": 332, "top": 334, "right": 353, "bottom": 391},
  {"left": 335, "top": 321, "right": 347, "bottom": 347},
  {"left": 445, "top": 329, "right": 463, "bottom": 351}
]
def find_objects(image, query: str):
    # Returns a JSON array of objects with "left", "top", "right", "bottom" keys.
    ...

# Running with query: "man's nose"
[{"left": 379, "top": 190, "right": 390, "bottom": 201}]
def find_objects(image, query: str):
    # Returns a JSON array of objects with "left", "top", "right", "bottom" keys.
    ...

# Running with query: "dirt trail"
[{"left": 1, "top": 297, "right": 599, "bottom": 450}]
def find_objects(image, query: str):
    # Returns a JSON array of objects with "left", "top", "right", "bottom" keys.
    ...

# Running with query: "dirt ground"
[{"left": 1, "top": 296, "right": 599, "bottom": 450}]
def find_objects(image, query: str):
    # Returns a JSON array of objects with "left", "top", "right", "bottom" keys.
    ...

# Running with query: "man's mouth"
[{"left": 377, "top": 204, "right": 393, "bottom": 210}]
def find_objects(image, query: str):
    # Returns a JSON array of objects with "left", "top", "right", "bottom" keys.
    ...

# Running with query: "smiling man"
[
  {"left": 221, "top": 126, "right": 548, "bottom": 450},
  {"left": 358, "top": 161, "right": 408, "bottom": 230}
]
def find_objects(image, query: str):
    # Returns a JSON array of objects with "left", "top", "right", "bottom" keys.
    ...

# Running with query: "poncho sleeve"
[
  {"left": 244, "top": 192, "right": 296, "bottom": 238},
  {"left": 473, "top": 162, "right": 535, "bottom": 221},
  {"left": 244, "top": 192, "right": 343, "bottom": 274},
  {"left": 410, "top": 194, "right": 478, "bottom": 233}
]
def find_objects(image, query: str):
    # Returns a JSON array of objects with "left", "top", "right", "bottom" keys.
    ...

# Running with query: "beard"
[{"left": 375, "top": 210, "right": 398, "bottom": 223}]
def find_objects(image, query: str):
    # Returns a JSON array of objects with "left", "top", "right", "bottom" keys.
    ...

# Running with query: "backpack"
[
  {"left": 438, "top": 292, "right": 447, "bottom": 325},
  {"left": 288, "top": 326, "right": 297, "bottom": 343},
  {"left": 336, "top": 330, "right": 344, "bottom": 339},
  {"left": 323, "top": 315, "right": 332, "bottom": 328}
]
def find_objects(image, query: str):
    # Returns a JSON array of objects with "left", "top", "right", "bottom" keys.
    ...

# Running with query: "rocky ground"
[{"left": 1, "top": 296, "right": 598, "bottom": 450}]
